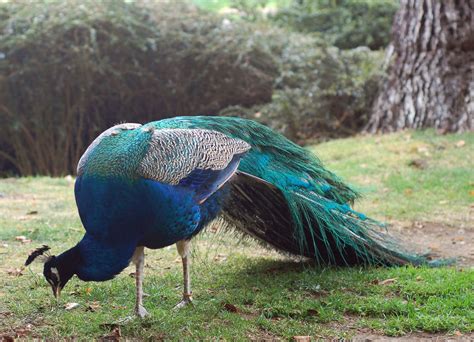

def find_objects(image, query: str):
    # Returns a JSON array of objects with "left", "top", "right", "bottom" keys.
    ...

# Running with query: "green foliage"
[
  {"left": 0, "top": 0, "right": 277, "bottom": 176},
  {"left": 273, "top": 0, "right": 398, "bottom": 50},
  {"left": 221, "top": 36, "right": 384, "bottom": 142},
  {"left": 0, "top": 0, "right": 389, "bottom": 176},
  {"left": 193, "top": 0, "right": 292, "bottom": 19}
]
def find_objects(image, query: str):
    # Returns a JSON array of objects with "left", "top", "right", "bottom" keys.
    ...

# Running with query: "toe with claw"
[
  {"left": 173, "top": 293, "right": 193, "bottom": 310},
  {"left": 135, "top": 305, "right": 149, "bottom": 318}
]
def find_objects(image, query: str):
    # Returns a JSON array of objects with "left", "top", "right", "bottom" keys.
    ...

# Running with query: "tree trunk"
[{"left": 367, "top": 0, "right": 474, "bottom": 133}]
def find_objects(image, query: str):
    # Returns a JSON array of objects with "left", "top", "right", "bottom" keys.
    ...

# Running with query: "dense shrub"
[
  {"left": 272, "top": 0, "right": 398, "bottom": 50},
  {"left": 220, "top": 34, "right": 384, "bottom": 143},
  {"left": 0, "top": 0, "right": 385, "bottom": 176},
  {"left": 0, "top": 0, "right": 277, "bottom": 176}
]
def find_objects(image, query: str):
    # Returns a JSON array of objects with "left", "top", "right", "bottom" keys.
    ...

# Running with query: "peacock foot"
[
  {"left": 135, "top": 305, "right": 149, "bottom": 318},
  {"left": 173, "top": 293, "right": 193, "bottom": 310}
]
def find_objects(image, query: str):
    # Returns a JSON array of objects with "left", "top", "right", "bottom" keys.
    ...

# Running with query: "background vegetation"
[
  {"left": 0, "top": 0, "right": 396, "bottom": 176},
  {"left": 271, "top": 0, "right": 398, "bottom": 50}
]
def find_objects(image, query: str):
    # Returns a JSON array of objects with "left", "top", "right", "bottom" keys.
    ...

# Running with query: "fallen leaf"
[
  {"left": 293, "top": 336, "right": 311, "bottom": 342},
  {"left": 213, "top": 254, "right": 227, "bottom": 262},
  {"left": 404, "top": 188, "right": 413, "bottom": 196},
  {"left": 438, "top": 200, "right": 448, "bottom": 205},
  {"left": 408, "top": 159, "right": 428, "bottom": 169},
  {"left": 455, "top": 140, "right": 465, "bottom": 148},
  {"left": 309, "top": 289, "right": 328, "bottom": 299},
  {"left": 100, "top": 323, "right": 122, "bottom": 340},
  {"left": 14, "top": 236, "right": 31, "bottom": 244},
  {"left": 13, "top": 324, "right": 32, "bottom": 338},
  {"left": 6, "top": 268, "right": 24, "bottom": 277},
  {"left": 413, "top": 221, "right": 425, "bottom": 229},
  {"left": 379, "top": 278, "right": 397, "bottom": 285},
  {"left": 86, "top": 301, "right": 101, "bottom": 312},
  {"left": 0, "top": 335, "right": 14, "bottom": 342},
  {"left": 454, "top": 330, "right": 463, "bottom": 336},
  {"left": 64, "top": 303, "right": 80, "bottom": 311},
  {"left": 469, "top": 190, "right": 474, "bottom": 196},
  {"left": 112, "top": 305, "right": 127, "bottom": 310},
  {"left": 222, "top": 303, "right": 239, "bottom": 313},
  {"left": 85, "top": 287, "right": 92, "bottom": 295}
]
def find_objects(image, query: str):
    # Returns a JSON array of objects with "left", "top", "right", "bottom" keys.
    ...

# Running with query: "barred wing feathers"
[{"left": 138, "top": 128, "right": 250, "bottom": 202}]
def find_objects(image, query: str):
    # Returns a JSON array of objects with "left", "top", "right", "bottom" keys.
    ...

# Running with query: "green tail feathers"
[{"left": 154, "top": 116, "right": 449, "bottom": 266}]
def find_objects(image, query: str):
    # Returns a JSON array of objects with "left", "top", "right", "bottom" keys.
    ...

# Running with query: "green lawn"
[{"left": 0, "top": 130, "right": 472, "bottom": 339}]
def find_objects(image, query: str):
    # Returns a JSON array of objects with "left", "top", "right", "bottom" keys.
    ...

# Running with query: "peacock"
[{"left": 25, "top": 116, "right": 440, "bottom": 318}]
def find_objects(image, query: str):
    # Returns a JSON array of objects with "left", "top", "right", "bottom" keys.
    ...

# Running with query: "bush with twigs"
[
  {"left": 0, "top": 0, "right": 277, "bottom": 176},
  {"left": 0, "top": 0, "right": 384, "bottom": 176}
]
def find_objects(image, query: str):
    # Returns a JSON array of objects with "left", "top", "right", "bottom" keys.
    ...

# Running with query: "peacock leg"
[
  {"left": 132, "top": 246, "right": 149, "bottom": 318},
  {"left": 173, "top": 239, "right": 193, "bottom": 309}
]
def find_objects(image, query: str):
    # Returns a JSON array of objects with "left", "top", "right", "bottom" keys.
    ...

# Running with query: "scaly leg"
[
  {"left": 174, "top": 239, "right": 193, "bottom": 309},
  {"left": 132, "top": 246, "right": 149, "bottom": 318}
]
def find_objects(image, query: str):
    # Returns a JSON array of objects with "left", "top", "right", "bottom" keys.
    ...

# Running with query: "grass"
[
  {"left": 0, "top": 130, "right": 473, "bottom": 339},
  {"left": 314, "top": 130, "right": 474, "bottom": 224}
]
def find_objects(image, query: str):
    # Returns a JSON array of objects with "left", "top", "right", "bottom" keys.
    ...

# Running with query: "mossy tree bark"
[{"left": 367, "top": 0, "right": 474, "bottom": 133}]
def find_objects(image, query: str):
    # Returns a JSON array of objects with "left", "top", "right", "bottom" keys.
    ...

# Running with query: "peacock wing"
[{"left": 138, "top": 128, "right": 251, "bottom": 203}]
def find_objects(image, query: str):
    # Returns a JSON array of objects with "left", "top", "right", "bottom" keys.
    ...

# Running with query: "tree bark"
[{"left": 367, "top": 0, "right": 474, "bottom": 133}]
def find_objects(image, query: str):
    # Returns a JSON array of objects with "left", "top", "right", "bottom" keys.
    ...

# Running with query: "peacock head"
[
  {"left": 43, "top": 256, "right": 75, "bottom": 298},
  {"left": 25, "top": 245, "right": 78, "bottom": 298}
]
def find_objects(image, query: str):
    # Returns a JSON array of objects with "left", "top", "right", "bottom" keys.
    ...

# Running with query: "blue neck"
[{"left": 75, "top": 233, "right": 137, "bottom": 281}]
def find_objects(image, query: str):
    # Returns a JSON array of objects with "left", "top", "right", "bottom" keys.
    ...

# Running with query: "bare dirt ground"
[{"left": 390, "top": 221, "right": 474, "bottom": 267}]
